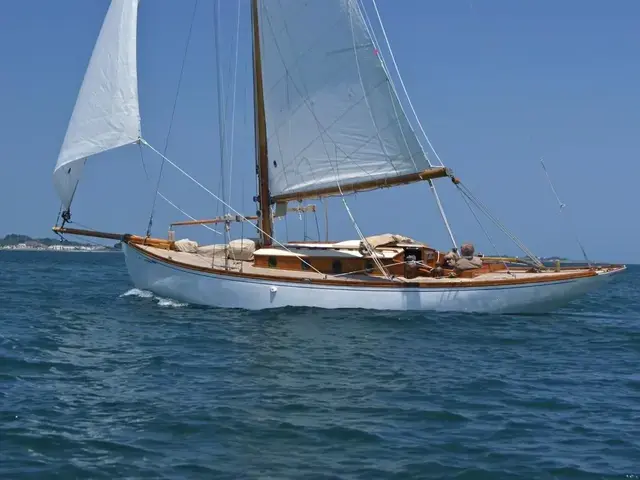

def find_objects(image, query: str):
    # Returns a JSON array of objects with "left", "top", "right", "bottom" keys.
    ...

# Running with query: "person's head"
[{"left": 460, "top": 243, "right": 475, "bottom": 257}]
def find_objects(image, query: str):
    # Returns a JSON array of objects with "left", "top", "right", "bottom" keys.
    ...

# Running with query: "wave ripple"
[{"left": 1, "top": 252, "right": 639, "bottom": 479}]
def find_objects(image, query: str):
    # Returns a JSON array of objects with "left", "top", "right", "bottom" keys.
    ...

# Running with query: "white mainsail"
[
  {"left": 53, "top": 0, "right": 141, "bottom": 210},
  {"left": 257, "top": 0, "right": 432, "bottom": 199}
]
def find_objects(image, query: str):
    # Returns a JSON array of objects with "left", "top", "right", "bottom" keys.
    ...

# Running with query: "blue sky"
[{"left": 0, "top": 0, "right": 637, "bottom": 263}]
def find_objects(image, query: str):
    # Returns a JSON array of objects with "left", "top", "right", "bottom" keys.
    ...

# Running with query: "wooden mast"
[{"left": 251, "top": 0, "right": 273, "bottom": 246}]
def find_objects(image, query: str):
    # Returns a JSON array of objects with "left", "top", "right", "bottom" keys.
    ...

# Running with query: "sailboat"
[{"left": 51, "top": 0, "right": 625, "bottom": 313}]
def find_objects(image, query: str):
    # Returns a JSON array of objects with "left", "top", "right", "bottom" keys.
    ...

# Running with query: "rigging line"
[
  {"left": 314, "top": 208, "right": 321, "bottom": 241},
  {"left": 284, "top": 215, "right": 290, "bottom": 243},
  {"left": 61, "top": 220, "right": 118, "bottom": 248},
  {"left": 213, "top": 0, "right": 228, "bottom": 226},
  {"left": 357, "top": 0, "right": 416, "bottom": 170},
  {"left": 240, "top": 179, "right": 245, "bottom": 272},
  {"left": 456, "top": 183, "right": 538, "bottom": 263},
  {"left": 140, "top": 139, "right": 328, "bottom": 277},
  {"left": 226, "top": 0, "right": 242, "bottom": 207},
  {"left": 540, "top": 159, "right": 591, "bottom": 266},
  {"left": 358, "top": 0, "right": 457, "bottom": 250},
  {"left": 361, "top": 28, "right": 419, "bottom": 177},
  {"left": 357, "top": 0, "right": 438, "bottom": 244},
  {"left": 65, "top": 220, "right": 98, "bottom": 232},
  {"left": 330, "top": 145, "right": 392, "bottom": 279},
  {"left": 540, "top": 159, "right": 565, "bottom": 209},
  {"left": 213, "top": 0, "right": 229, "bottom": 243},
  {"left": 145, "top": 0, "right": 199, "bottom": 237},
  {"left": 138, "top": 141, "right": 151, "bottom": 181},
  {"left": 456, "top": 183, "right": 544, "bottom": 268},
  {"left": 360, "top": 1, "right": 424, "bottom": 144},
  {"left": 157, "top": 192, "right": 222, "bottom": 236},
  {"left": 370, "top": 0, "right": 445, "bottom": 168},
  {"left": 54, "top": 203, "right": 63, "bottom": 227},
  {"left": 459, "top": 183, "right": 540, "bottom": 265},
  {"left": 323, "top": 198, "right": 329, "bottom": 242},
  {"left": 339, "top": 180, "right": 392, "bottom": 279},
  {"left": 457, "top": 186, "right": 513, "bottom": 275},
  {"left": 427, "top": 180, "right": 457, "bottom": 250},
  {"left": 343, "top": 195, "right": 391, "bottom": 279},
  {"left": 302, "top": 204, "right": 308, "bottom": 241},
  {"left": 348, "top": 5, "right": 398, "bottom": 177},
  {"left": 139, "top": 140, "right": 221, "bottom": 235}
]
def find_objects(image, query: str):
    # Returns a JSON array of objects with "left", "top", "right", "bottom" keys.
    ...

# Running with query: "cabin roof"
[{"left": 254, "top": 247, "right": 400, "bottom": 259}]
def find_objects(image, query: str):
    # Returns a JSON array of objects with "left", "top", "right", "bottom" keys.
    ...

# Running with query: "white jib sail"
[
  {"left": 257, "top": 0, "right": 432, "bottom": 199},
  {"left": 53, "top": 0, "right": 141, "bottom": 210}
]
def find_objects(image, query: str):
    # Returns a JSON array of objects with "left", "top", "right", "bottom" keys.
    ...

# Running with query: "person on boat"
[
  {"left": 453, "top": 243, "right": 483, "bottom": 272},
  {"left": 431, "top": 248, "right": 458, "bottom": 277},
  {"left": 442, "top": 248, "right": 459, "bottom": 268}
]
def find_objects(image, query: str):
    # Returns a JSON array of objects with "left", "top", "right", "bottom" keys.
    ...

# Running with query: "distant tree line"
[{"left": 0, "top": 233, "right": 120, "bottom": 250}]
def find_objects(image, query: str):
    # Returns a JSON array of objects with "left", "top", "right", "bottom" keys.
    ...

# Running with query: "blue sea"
[{"left": 1, "top": 251, "right": 638, "bottom": 479}]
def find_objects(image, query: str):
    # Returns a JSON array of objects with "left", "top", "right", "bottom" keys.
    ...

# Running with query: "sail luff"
[
  {"left": 53, "top": 0, "right": 141, "bottom": 210},
  {"left": 252, "top": 0, "right": 274, "bottom": 246}
]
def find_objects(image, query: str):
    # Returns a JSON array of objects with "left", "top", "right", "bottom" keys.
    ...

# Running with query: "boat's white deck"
[{"left": 135, "top": 245, "right": 594, "bottom": 284}]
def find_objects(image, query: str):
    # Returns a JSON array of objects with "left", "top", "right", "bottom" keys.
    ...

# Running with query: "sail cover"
[
  {"left": 257, "top": 0, "right": 432, "bottom": 199},
  {"left": 53, "top": 0, "right": 141, "bottom": 210}
]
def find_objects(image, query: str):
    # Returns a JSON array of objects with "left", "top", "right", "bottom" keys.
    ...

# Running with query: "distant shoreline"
[
  {"left": 0, "top": 248, "right": 122, "bottom": 253},
  {"left": 1, "top": 233, "right": 121, "bottom": 253}
]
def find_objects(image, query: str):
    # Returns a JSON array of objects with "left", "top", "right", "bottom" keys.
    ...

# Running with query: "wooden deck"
[
  {"left": 48, "top": 226, "right": 616, "bottom": 288},
  {"left": 133, "top": 244, "right": 601, "bottom": 287}
]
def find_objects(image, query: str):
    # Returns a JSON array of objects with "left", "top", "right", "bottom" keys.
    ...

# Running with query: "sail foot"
[{"left": 271, "top": 167, "right": 451, "bottom": 202}]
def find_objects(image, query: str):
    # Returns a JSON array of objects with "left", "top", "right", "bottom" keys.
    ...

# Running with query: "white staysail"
[
  {"left": 53, "top": 0, "right": 141, "bottom": 210},
  {"left": 257, "top": 0, "right": 432, "bottom": 199}
]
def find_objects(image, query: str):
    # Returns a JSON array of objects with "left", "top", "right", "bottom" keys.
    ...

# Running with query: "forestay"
[
  {"left": 53, "top": 0, "right": 141, "bottom": 210},
  {"left": 257, "top": 0, "right": 433, "bottom": 199}
]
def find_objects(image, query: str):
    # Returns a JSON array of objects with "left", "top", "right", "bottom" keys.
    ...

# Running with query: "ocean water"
[{"left": 1, "top": 251, "right": 638, "bottom": 479}]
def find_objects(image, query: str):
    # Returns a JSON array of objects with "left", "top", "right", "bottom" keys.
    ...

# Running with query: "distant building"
[{"left": 48, "top": 245, "right": 78, "bottom": 251}]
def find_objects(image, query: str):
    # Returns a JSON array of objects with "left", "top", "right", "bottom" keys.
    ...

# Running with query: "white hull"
[{"left": 123, "top": 244, "right": 624, "bottom": 314}]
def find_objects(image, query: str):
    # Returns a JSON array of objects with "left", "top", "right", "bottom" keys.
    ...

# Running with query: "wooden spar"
[
  {"left": 52, "top": 226, "right": 174, "bottom": 250},
  {"left": 271, "top": 167, "right": 451, "bottom": 203},
  {"left": 251, "top": 0, "right": 273, "bottom": 246},
  {"left": 171, "top": 215, "right": 259, "bottom": 227},
  {"left": 170, "top": 205, "right": 316, "bottom": 227},
  {"left": 52, "top": 226, "right": 122, "bottom": 241},
  {"left": 482, "top": 256, "right": 521, "bottom": 263}
]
